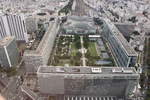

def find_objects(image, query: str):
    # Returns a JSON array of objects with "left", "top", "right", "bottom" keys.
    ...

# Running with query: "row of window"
[
  {"left": 0, "top": 17, "right": 7, "bottom": 39},
  {"left": 64, "top": 96, "right": 117, "bottom": 100},
  {"left": 102, "top": 24, "right": 130, "bottom": 67},
  {"left": 7, "top": 15, "right": 26, "bottom": 40},
  {"left": 0, "top": 15, "right": 27, "bottom": 41}
]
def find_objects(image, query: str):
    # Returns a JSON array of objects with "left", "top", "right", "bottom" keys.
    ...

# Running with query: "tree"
[
  {"left": 132, "top": 31, "right": 140, "bottom": 35},
  {"left": 83, "top": 35, "right": 89, "bottom": 48},
  {"left": 70, "top": 56, "right": 80, "bottom": 66},
  {"left": 85, "top": 50, "right": 91, "bottom": 58},
  {"left": 128, "top": 16, "right": 138, "bottom": 23},
  {"left": 87, "top": 58, "right": 95, "bottom": 66},
  {"left": 75, "top": 40, "right": 81, "bottom": 49},
  {"left": 143, "top": 11, "right": 148, "bottom": 17},
  {"left": 74, "top": 35, "right": 80, "bottom": 42},
  {"left": 76, "top": 52, "right": 82, "bottom": 58}
]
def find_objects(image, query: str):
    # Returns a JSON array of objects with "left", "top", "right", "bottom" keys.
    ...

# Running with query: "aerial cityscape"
[{"left": 0, "top": 0, "right": 150, "bottom": 100}]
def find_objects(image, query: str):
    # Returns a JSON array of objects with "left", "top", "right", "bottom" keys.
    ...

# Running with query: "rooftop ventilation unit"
[
  {"left": 112, "top": 68, "right": 123, "bottom": 73},
  {"left": 123, "top": 69, "right": 133, "bottom": 73},
  {"left": 91, "top": 68, "right": 102, "bottom": 73},
  {"left": 72, "top": 68, "right": 80, "bottom": 72},
  {"left": 56, "top": 68, "right": 65, "bottom": 73}
]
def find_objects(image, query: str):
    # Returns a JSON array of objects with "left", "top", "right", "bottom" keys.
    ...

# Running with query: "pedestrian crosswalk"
[{"left": 64, "top": 96, "right": 117, "bottom": 100}]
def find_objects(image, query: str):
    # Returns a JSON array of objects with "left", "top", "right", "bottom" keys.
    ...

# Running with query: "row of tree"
[{"left": 74, "top": 35, "right": 81, "bottom": 49}]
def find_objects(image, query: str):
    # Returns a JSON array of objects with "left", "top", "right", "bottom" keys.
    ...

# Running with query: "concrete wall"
[
  {"left": 25, "top": 17, "right": 38, "bottom": 33},
  {"left": 6, "top": 39, "right": 19, "bottom": 67},
  {"left": 38, "top": 74, "right": 138, "bottom": 98},
  {"left": 0, "top": 47, "right": 9, "bottom": 67},
  {"left": 38, "top": 75, "right": 64, "bottom": 94}
]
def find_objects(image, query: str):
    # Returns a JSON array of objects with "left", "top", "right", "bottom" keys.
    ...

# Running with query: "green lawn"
[
  {"left": 88, "top": 42, "right": 99, "bottom": 57},
  {"left": 71, "top": 43, "right": 78, "bottom": 56},
  {"left": 57, "top": 59, "right": 71, "bottom": 66}
]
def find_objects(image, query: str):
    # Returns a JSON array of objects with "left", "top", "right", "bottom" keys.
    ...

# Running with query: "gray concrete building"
[
  {"left": 102, "top": 18, "right": 138, "bottom": 67},
  {"left": 0, "top": 36, "right": 19, "bottom": 67},
  {"left": 25, "top": 16, "right": 38, "bottom": 34},
  {"left": 37, "top": 66, "right": 139, "bottom": 100},
  {"left": 0, "top": 13, "right": 28, "bottom": 42},
  {"left": 62, "top": 16, "right": 97, "bottom": 34},
  {"left": 23, "top": 18, "right": 60, "bottom": 73}
]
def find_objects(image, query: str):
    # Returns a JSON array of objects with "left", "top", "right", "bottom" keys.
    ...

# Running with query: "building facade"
[
  {"left": 25, "top": 16, "right": 38, "bottom": 34},
  {"left": 102, "top": 18, "right": 137, "bottom": 67},
  {"left": 37, "top": 66, "right": 139, "bottom": 100},
  {"left": 0, "top": 13, "right": 28, "bottom": 42},
  {"left": 0, "top": 36, "right": 19, "bottom": 67}
]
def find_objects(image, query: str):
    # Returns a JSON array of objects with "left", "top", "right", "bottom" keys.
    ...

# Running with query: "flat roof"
[
  {"left": 24, "top": 18, "right": 58, "bottom": 56},
  {"left": 37, "top": 66, "right": 138, "bottom": 76},
  {"left": 0, "top": 36, "right": 15, "bottom": 47},
  {"left": 62, "top": 16, "right": 96, "bottom": 34},
  {"left": 103, "top": 19, "right": 137, "bottom": 56},
  {"left": 115, "top": 23, "right": 135, "bottom": 41}
]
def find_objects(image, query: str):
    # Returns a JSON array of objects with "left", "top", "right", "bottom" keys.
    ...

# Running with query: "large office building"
[
  {"left": 0, "top": 36, "right": 19, "bottom": 67},
  {"left": 23, "top": 18, "right": 60, "bottom": 73},
  {"left": 102, "top": 18, "right": 138, "bottom": 67},
  {"left": 37, "top": 66, "right": 139, "bottom": 100},
  {"left": 0, "top": 13, "right": 28, "bottom": 42}
]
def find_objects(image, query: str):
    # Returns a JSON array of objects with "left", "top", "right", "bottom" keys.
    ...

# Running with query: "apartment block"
[
  {"left": 0, "top": 36, "right": 19, "bottom": 67},
  {"left": 0, "top": 13, "right": 28, "bottom": 42}
]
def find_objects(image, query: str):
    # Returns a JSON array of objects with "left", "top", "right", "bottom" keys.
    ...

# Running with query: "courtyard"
[{"left": 48, "top": 35, "right": 115, "bottom": 67}]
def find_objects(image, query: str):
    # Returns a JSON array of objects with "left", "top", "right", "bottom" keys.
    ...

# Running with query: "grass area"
[
  {"left": 146, "top": 89, "right": 150, "bottom": 100},
  {"left": 57, "top": 59, "right": 71, "bottom": 66},
  {"left": 49, "top": 35, "right": 81, "bottom": 66},
  {"left": 71, "top": 43, "right": 78, "bottom": 56},
  {"left": 88, "top": 42, "right": 99, "bottom": 57}
]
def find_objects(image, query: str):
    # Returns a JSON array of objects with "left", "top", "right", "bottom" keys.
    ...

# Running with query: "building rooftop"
[
  {"left": 37, "top": 66, "right": 139, "bottom": 77},
  {"left": 62, "top": 16, "right": 97, "bottom": 34},
  {"left": 103, "top": 18, "right": 137, "bottom": 56},
  {"left": 24, "top": 18, "right": 58, "bottom": 56},
  {"left": 0, "top": 36, "right": 15, "bottom": 47},
  {"left": 115, "top": 23, "right": 135, "bottom": 42}
]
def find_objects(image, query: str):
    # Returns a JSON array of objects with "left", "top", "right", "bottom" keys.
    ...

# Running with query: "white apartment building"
[{"left": 0, "top": 13, "right": 28, "bottom": 42}]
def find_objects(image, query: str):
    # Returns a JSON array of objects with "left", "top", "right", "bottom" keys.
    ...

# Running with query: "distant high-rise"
[
  {"left": 0, "top": 36, "right": 19, "bottom": 67},
  {"left": 0, "top": 13, "right": 28, "bottom": 42}
]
